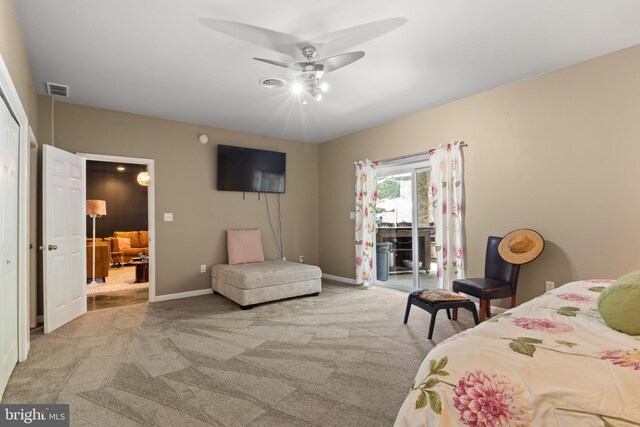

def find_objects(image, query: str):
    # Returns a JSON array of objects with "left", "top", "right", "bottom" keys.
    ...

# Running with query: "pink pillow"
[
  {"left": 117, "top": 236, "right": 132, "bottom": 250},
  {"left": 227, "top": 229, "right": 265, "bottom": 265}
]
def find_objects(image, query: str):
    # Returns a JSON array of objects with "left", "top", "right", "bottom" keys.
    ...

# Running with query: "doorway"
[
  {"left": 78, "top": 153, "right": 155, "bottom": 311},
  {"left": 39, "top": 148, "right": 156, "bottom": 334},
  {"left": 84, "top": 160, "right": 150, "bottom": 311},
  {"left": 374, "top": 159, "right": 437, "bottom": 291}
]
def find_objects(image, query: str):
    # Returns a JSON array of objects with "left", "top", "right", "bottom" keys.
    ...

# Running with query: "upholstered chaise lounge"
[
  {"left": 211, "top": 229, "right": 322, "bottom": 309},
  {"left": 211, "top": 260, "right": 321, "bottom": 309}
]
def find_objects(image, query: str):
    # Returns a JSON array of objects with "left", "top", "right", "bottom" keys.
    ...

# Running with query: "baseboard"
[
  {"left": 154, "top": 288, "right": 213, "bottom": 302},
  {"left": 321, "top": 273, "right": 358, "bottom": 285}
]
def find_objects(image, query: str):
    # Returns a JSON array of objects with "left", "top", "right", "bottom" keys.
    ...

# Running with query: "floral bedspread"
[{"left": 394, "top": 280, "right": 640, "bottom": 427}]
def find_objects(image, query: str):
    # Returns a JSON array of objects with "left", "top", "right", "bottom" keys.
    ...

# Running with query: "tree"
[{"left": 377, "top": 178, "right": 400, "bottom": 200}]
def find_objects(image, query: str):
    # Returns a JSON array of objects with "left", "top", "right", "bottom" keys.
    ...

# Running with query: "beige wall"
[
  {"left": 37, "top": 94, "right": 54, "bottom": 145},
  {"left": 319, "top": 44, "right": 640, "bottom": 303},
  {"left": 52, "top": 102, "right": 319, "bottom": 296},
  {"left": 0, "top": 0, "right": 37, "bottom": 127}
]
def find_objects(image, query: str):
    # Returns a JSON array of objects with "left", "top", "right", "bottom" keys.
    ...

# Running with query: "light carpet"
[
  {"left": 3, "top": 281, "right": 476, "bottom": 426},
  {"left": 88, "top": 266, "right": 149, "bottom": 296}
]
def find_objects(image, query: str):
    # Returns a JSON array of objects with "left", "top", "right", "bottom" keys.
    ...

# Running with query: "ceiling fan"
[
  {"left": 253, "top": 45, "right": 365, "bottom": 101},
  {"left": 199, "top": 17, "right": 406, "bottom": 102}
]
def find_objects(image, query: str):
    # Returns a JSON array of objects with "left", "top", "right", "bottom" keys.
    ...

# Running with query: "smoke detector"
[
  {"left": 45, "top": 82, "right": 70, "bottom": 97},
  {"left": 259, "top": 78, "right": 286, "bottom": 89}
]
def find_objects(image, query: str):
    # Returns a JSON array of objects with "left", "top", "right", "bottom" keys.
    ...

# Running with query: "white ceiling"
[{"left": 15, "top": 0, "right": 640, "bottom": 143}]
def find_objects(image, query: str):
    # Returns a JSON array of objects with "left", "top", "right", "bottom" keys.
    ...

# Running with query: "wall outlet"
[
  {"left": 299, "top": 255, "right": 304, "bottom": 263},
  {"left": 200, "top": 264, "right": 206, "bottom": 273},
  {"left": 349, "top": 212, "right": 356, "bottom": 220},
  {"left": 164, "top": 212, "right": 173, "bottom": 222},
  {"left": 545, "top": 281, "right": 555, "bottom": 292},
  {"left": 282, "top": 256, "right": 286, "bottom": 261}
]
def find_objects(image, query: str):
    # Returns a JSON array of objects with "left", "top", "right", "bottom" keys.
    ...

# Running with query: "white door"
[
  {"left": 43, "top": 145, "right": 86, "bottom": 333},
  {"left": 0, "top": 97, "right": 19, "bottom": 397}
]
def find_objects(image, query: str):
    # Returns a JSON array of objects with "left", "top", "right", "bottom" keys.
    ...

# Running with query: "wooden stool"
[{"left": 404, "top": 290, "right": 480, "bottom": 339}]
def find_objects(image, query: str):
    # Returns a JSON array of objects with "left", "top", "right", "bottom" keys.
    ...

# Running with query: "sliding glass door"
[
  {"left": 415, "top": 168, "right": 435, "bottom": 289},
  {"left": 374, "top": 161, "right": 436, "bottom": 291}
]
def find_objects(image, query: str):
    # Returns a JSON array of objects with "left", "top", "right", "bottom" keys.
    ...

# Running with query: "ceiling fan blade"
[
  {"left": 314, "top": 51, "right": 365, "bottom": 73},
  {"left": 312, "top": 18, "right": 407, "bottom": 55},
  {"left": 199, "top": 18, "right": 304, "bottom": 57},
  {"left": 253, "top": 57, "right": 290, "bottom": 68}
]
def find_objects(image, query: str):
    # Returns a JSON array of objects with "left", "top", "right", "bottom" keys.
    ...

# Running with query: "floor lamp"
[{"left": 86, "top": 199, "right": 107, "bottom": 285}]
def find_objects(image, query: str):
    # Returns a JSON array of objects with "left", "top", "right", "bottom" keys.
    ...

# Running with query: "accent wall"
[{"left": 86, "top": 160, "right": 149, "bottom": 238}]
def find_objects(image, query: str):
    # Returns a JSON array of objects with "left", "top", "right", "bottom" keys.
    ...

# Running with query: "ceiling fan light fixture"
[{"left": 291, "top": 82, "right": 303, "bottom": 94}]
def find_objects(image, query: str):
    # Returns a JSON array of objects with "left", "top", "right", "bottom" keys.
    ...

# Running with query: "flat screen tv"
[{"left": 217, "top": 144, "right": 286, "bottom": 193}]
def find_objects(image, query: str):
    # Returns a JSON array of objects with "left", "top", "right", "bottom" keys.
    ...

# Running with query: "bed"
[{"left": 395, "top": 279, "right": 640, "bottom": 426}]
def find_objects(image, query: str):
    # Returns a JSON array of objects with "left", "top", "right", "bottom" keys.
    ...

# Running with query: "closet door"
[{"left": 0, "top": 96, "right": 19, "bottom": 399}]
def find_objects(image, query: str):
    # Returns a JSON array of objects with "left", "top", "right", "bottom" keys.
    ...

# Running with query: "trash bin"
[{"left": 376, "top": 242, "right": 392, "bottom": 281}]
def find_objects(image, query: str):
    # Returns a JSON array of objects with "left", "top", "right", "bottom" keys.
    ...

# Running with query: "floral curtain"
[
  {"left": 429, "top": 141, "right": 465, "bottom": 290},
  {"left": 354, "top": 159, "right": 378, "bottom": 287}
]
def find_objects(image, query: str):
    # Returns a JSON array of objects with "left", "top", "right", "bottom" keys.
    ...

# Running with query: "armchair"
[{"left": 86, "top": 242, "right": 110, "bottom": 282}]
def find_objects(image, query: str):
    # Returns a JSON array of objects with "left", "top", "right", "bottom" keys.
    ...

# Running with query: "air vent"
[
  {"left": 45, "top": 82, "right": 70, "bottom": 97},
  {"left": 259, "top": 78, "right": 286, "bottom": 89}
]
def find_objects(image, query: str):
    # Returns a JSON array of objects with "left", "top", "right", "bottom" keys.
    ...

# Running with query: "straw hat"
[{"left": 498, "top": 229, "right": 544, "bottom": 265}]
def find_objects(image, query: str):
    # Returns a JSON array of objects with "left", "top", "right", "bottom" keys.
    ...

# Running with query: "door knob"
[{"left": 48, "top": 244, "right": 58, "bottom": 251}]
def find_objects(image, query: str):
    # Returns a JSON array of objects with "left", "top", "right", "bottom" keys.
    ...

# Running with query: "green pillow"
[{"left": 597, "top": 271, "right": 640, "bottom": 335}]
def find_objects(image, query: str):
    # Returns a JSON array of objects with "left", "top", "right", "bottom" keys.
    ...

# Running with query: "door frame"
[
  {"left": 0, "top": 53, "right": 30, "bottom": 362},
  {"left": 28, "top": 127, "right": 37, "bottom": 329},
  {"left": 77, "top": 153, "right": 156, "bottom": 301}
]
